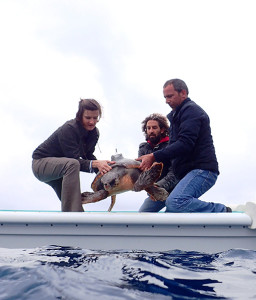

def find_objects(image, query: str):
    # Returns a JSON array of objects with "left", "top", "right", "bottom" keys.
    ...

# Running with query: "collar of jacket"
[
  {"left": 147, "top": 136, "right": 169, "bottom": 148},
  {"left": 167, "top": 97, "right": 191, "bottom": 119}
]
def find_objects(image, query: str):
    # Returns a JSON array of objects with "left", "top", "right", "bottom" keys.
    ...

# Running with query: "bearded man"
[{"left": 138, "top": 113, "right": 178, "bottom": 212}]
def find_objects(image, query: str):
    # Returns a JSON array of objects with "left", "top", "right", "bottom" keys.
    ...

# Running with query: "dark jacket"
[
  {"left": 154, "top": 98, "right": 219, "bottom": 180},
  {"left": 138, "top": 138, "right": 178, "bottom": 193},
  {"left": 32, "top": 119, "right": 99, "bottom": 172}
]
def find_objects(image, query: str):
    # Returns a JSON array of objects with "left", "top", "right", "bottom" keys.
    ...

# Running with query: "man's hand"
[{"left": 136, "top": 153, "right": 155, "bottom": 171}]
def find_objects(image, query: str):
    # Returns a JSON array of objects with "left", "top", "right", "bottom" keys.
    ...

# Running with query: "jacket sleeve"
[
  {"left": 138, "top": 142, "right": 148, "bottom": 157},
  {"left": 154, "top": 104, "right": 202, "bottom": 162},
  {"left": 156, "top": 165, "right": 178, "bottom": 193}
]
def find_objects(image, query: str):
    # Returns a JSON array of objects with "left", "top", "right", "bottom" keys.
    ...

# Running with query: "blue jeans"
[
  {"left": 139, "top": 196, "right": 166, "bottom": 212},
  {"left": 166, "top": 169, "right": 226, "bottom": 212},
  {"left": 139, "top": 169, "right": 227, "bottom": 213}
]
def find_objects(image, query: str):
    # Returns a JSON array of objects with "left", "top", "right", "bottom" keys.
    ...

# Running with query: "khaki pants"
[{"left": 32, "top": 157, "right": 84, "bottom": 212}]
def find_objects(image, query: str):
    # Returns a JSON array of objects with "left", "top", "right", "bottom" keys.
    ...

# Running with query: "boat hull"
[{"left": 0, "top": 211, "right": 255, "bottom": 253}]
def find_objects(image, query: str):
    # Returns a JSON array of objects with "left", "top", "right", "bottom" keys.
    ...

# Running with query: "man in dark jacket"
[
  {"left": 138, "top": 113, "right": 178, "bottom": 212},
  {"left": 32, "top": 99, "right": 114, "bottom": 212},
  {"left": 137, "top": 79, "right": 231, "bottom": 213}
]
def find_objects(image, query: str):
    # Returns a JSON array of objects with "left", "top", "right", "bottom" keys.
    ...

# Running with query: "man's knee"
[{"left": 166, "top": 194, "right": 191, "bottom": 212}]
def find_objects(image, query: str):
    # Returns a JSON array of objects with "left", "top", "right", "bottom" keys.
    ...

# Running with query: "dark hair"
[
  {"left": 163, "top": 78, "right": 189, "bottom": 95},
  {"left": 76, "top": 99, "right": 102, "bottom": 123},
  {"left": 141, "top": 113, "right": 169, "bottom": 138}
]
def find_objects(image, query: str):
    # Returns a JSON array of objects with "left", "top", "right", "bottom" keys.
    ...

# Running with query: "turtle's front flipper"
[
  {"left": 81, "top": 190, "right": 109, "bottom": 204},
  {"left": 108, "top": 195, "right": 116, "bottom": 212},
  {"left": 133, "top": 162, "right": 163, "bottom": 191},
  {"left": 145, "top": 185, "right": 169, "bottom": 201}
]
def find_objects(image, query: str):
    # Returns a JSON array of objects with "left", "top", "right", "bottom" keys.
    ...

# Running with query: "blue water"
[{"left": 0, "top": 247, "right": 256, "bottom": 299}]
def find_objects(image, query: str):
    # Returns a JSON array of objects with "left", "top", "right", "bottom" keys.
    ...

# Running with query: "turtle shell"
[{"left": 91, "top": 155, "right": 141, "bottom": 194}]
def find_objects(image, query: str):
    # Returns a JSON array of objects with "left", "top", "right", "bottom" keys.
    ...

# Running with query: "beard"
[{"left": 147, "top": 134, "right": 161, "bottom": 145}]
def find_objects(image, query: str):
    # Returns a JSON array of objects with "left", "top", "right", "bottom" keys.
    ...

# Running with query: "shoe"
[{"left": 226, "top": 206, "right": 232, "bottom": 212}]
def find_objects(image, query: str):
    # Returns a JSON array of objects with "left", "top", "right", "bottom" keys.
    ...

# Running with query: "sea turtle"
[{"left": 81, "top": 153, "right": 169, "bottom": 211}]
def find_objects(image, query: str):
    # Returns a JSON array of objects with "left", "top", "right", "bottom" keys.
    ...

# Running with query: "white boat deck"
[{"left": 0, "top": 209, "right": 256, "bottom": 253}]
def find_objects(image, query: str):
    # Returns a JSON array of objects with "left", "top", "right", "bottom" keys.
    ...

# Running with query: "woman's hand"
[{"left": 92, "top": 160, "right": 115, "bottom": 175}]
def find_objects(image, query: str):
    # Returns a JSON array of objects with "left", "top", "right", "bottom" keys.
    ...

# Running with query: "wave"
[{"left": 0, "top": 246, "right": 256, "bottom": 299}]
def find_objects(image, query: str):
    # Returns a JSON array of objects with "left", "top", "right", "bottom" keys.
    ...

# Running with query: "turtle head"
[{"left": 101, "top": 172, "right": 120, "bottom": 192}]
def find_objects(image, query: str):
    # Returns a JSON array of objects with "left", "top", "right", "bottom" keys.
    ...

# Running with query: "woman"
[{"left": 32, "top": 99, "right": 114, "bottom": 212}]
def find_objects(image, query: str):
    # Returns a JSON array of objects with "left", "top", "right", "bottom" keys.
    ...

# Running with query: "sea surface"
[{"left": 0, "top": 246, "right": 256, "bottom": 300}]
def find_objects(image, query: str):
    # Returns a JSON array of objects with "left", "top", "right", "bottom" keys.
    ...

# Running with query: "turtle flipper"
[
  {"left": 81, "top": 190, "right": 109, "bottom": 204},
  {"left": 133, "top": 162, "right": 163, "bottom": 192},
  {"left": 145, "top": 185, "right": 169, "bottom": 201},
  {"left": 108, "top": 195, "right": 116, "bottom": 212}
]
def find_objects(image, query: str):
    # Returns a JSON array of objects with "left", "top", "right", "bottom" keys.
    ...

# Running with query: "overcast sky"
[{"left": 0, "top": 0, "right": 255, "bottom": 212}]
